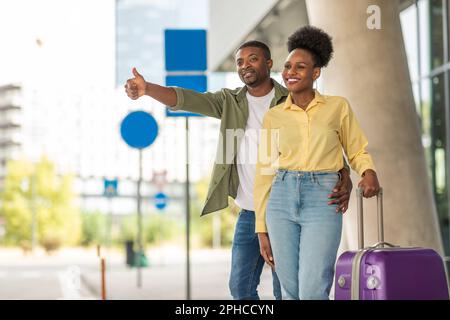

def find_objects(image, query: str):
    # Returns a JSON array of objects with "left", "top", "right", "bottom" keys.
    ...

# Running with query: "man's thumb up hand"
[
  {"left": 132, "top": 67, "right": 143, "bottom": 79},
  {"left": 125, "top": 67, "right": 146, "bottom": 100}
]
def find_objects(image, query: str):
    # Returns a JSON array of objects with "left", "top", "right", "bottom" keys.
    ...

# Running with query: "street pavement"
[{"left": 0, "top": 246, "right": 275, "bottom": 300}]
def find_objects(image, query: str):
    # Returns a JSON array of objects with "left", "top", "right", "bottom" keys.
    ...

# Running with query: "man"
[{"left": 124, "top": 41, "right": 352, "bottom": 300}]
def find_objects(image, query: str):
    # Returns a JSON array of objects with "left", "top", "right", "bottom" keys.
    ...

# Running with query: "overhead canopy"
[{"left": 209, "top": 0, "right": 415, "bottom": 72}]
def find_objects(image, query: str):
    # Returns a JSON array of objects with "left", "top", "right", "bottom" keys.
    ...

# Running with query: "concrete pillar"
[{"left": 306, "top": 0, "right": 444, "bottom": 254}]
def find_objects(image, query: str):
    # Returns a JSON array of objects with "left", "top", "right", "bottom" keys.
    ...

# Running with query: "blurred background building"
[{"left": 0, "top": 0, "right": 219, "bottom": 218}]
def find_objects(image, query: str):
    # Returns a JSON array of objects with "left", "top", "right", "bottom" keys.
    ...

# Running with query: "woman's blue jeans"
[{"left": 266, "top": 170, "right": 343, "bottom": 300}]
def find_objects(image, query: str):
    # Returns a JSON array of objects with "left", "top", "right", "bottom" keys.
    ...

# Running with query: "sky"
[
  {"left": 0, "top": 0, "right": 209, "bottom": 88},
  {"left": 0, "top": 0, "right": 115, "bottom": 88}
]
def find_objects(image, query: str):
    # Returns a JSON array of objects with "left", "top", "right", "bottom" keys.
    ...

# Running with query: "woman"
[{"left": 254, "top": 26, "right": 380, "bottom": 300}]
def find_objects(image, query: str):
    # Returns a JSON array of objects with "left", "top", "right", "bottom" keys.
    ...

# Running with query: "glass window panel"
[
  {"left": 448, "top": 0, "right": 450, "bottom": 63},
  {"left": 400, "top": 4, "right": 419, "bottom": 81},
  {"left": 432, "top": 75, "right": 446, "bottom": 153},
  {"left": 419, "top": 0, "right": 431, "bottom": 76},
  {"left": 419, "top": 0, "right": 445, "bottom": 75},
  {"left": 431, "top": 72, "right": 449, "bottom": 255},
  {"left": 431, "top": 0, "right": 444, "bottom": 69}
]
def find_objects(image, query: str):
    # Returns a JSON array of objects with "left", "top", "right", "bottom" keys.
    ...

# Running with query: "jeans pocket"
[{"left": 316, "top": 174, "right": 339, "bottom": 191}]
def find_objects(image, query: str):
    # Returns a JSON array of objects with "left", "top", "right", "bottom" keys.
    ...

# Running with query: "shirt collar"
[{"left": 283, "top": 90, "right": 325, "bottom": 110}]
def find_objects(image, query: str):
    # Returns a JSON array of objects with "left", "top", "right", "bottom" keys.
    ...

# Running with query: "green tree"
[
  {"left": 80, "top": 211, "right": 107, "bottom": 247},
  {"left": 118, "top": 213, "right": 182, "bottom": 246},
  {"left": 191, "top": 177, "right": 238, "bottom": 248},
  {"left": 0, "top": 157, "right": 81, "bottom": 252}
]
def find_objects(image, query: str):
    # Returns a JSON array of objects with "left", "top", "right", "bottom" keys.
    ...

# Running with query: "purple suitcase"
[{"left": 334, "top": 188, "right": 449, "bottom": 300}]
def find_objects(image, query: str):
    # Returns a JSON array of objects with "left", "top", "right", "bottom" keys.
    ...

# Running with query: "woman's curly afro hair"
[{"left": 287, "top": 26, "right": 334, "bottom": 68}]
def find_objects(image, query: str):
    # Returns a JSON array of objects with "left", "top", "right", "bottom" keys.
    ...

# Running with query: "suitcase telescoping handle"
[{"left": 356, "top": 187, "right": 384, "bottom": 249}]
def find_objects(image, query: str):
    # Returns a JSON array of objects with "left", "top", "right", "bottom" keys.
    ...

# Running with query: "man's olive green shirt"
[{"left": 170, "top": 80, "right": 289, "bottom": 216}]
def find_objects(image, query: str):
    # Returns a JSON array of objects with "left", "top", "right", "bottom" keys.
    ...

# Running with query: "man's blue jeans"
[
  {"left": 229, "top": 209, "right": 282, "bottom": 300},
  {"left": 266, "top": 170, "right": 343, "bottom": 300}
]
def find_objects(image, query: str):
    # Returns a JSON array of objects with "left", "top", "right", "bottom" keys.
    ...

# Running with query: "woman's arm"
[
  {"left": 254, "top": 114, "right": 279, "bottom": 232},
  {"left": 254, "top": 114, "right": 279, "bottom": 267},
  {"left": 339, "top": 99, "right": 380, "bottom": 198}
]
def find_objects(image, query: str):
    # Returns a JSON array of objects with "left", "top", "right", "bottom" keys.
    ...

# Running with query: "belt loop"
[{"left": 281, "top": 170, "right": 287, "bottom": 181}]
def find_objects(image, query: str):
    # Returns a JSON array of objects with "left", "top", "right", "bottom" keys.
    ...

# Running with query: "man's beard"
[{"left": 242, "top": 74, "right": 260, "bottom": 86}]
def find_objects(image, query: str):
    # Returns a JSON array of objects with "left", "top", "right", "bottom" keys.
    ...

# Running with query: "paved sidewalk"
[
  {"left": 0, "top": 246, "right": 276, "bottom": 300},
  {"left": 81, "top": 245, "right": 276, "bottom": 300}
]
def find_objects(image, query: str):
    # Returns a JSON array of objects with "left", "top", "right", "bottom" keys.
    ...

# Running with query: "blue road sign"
[
  {"left": 165, "top": 75, "right": 206, "bottom": 117},
  {"left": 164, "top": 29, "right": 207, "bottom": 118},
  {"left": 154, "top": 192, "right": 168, "bottom": 211},
  {"left": 120, "top": 111, "right": 158, "bottom": 149},
  {"left": 165, "top": 29, "right": 207, "bottom": 71},
  {"left": 104, "top": 179, "right": 118, "bottom": 197},
  {"left": 166, "top": 75, "right": 207, "bottom": 92}
]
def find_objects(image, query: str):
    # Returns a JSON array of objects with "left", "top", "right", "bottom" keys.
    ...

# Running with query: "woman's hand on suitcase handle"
[
  {"left": 358, "top": 169, "right": 380, "bottom": 198},
  {"left": 258, "top": 233, "right": 275, "bottom": 269},
  {"left": 328, "top": 168, "right": 352, "bottom": 213}
]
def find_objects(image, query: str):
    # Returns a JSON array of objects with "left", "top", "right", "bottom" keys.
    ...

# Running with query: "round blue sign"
[
  {"left": 154, "top": 192, "right": 168, "bottom": 211},
  {"left": 120, "top": 111, "right": 158, "bottom": 149}
]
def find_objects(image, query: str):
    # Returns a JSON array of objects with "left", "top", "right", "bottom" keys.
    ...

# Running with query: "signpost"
[
  {"left": 154, "top": 192, "right": 168, "bottom": 211},
  {"left": 164, "top": 29, "right": 207, "bottom": 300},
  {"left": 103, "top": 178, "right": 118, "bottom": 247},
  {"left": 103, "top": 179, "right": 118, "bottom": 197},
  {"left": 120, "top": 110, "right": 159, "bottom": 288}
]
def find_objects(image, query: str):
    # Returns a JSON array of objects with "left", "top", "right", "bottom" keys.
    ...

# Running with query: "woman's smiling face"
[{"left": 282, "top": 48, "right": 320, "bottom": 93}]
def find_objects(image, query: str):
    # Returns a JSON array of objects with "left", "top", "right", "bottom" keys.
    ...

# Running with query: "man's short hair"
[{"left": 236, "top": 40, "right": 271, "bottom": 60}]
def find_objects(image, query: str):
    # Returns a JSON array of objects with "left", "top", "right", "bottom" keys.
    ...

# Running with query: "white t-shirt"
[{"left": 234, "top": 88, "right": 275, "bottom": 211}]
